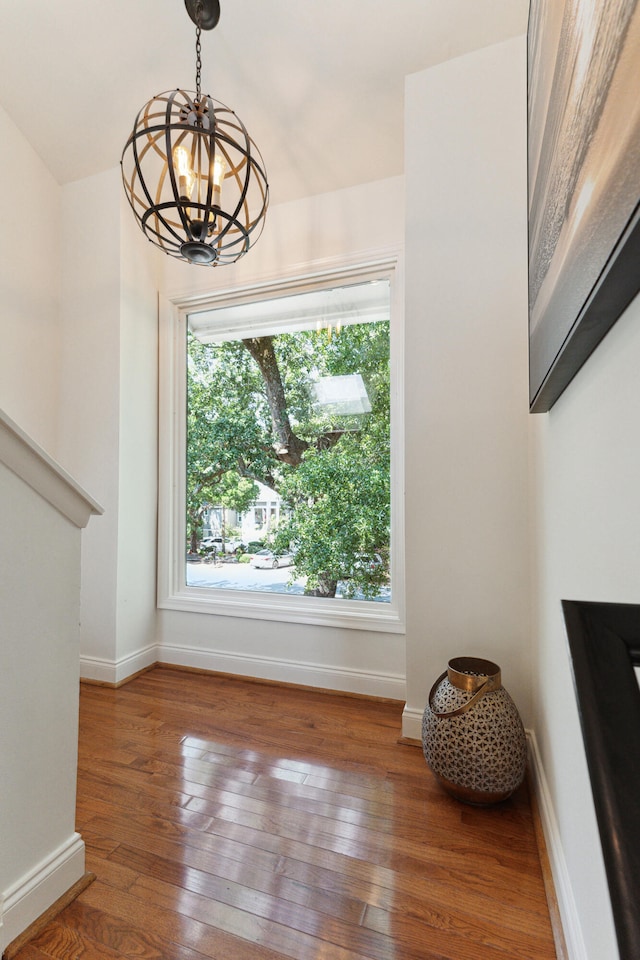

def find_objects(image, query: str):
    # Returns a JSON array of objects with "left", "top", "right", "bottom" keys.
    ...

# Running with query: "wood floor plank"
[
  {"left": 133, "top": 869, "right": 524, "bottom": 960},
  {"left": 107, "top": 842, "right": 368, "bottom": 926},
  {"left": 30, "top": 918, "right": 130, "bottom": 960},
  {"left": 36, "top": 897, "right": 247, "bottom": 960},
  {"left": 80, "top": 881, "right": 376, "bottom": 960},
  {"left": 184, "top": 788, "right": 540, "bottom": 867},
  {"left": 81, "top": 854, "right": 139, "bottom": 895},
  {"left": 88, "top": 734, "right": 445, "bottom": 827},
  {"left": 83, "top": 802, "right": 550, "bottom": 938},
  {"left": 79, "top": 798, "right": 546, "bottom": 921},
  {"left": 10, "top": 668, "right": 557, "bottom": 960},
  {"left": 5, "top": 948, "right": 53, "bottom": 960}
]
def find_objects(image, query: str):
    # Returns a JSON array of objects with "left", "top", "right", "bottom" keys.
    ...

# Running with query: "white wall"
[
  {"left": 57, "top": 170, "right": 159, "bottom": 683},
  {"left": 0, "top": 464, "right": 83, "bottom": 951},
  {"left": 160, "top": 176, "right": 406, "bottom": 298},
  {"left": 0, "top": 415, "right": 99, "bottom": 952},
  {"left": 156, "top": 177, "right": 407, "bottom": 698},
  {"left": 57, "top": 169, "right": 121, "bottom": 671},
  {"left": 0, "top": 106, "right": 61, "bottom": 451},
  {"left": 115, "top": 195, "right": 160, "bottom": 674},
  {"left": 0, "top": 111, "right": 148, "bottom": 686},
  {"left": 402, "top": 37, "right": 532, "bottom": 735},
  {"left": 530, "top": 296, "right": 640, "bottom": 960},
  {"left": 0, "top": 106, "right": 105, "bottom": 952}
]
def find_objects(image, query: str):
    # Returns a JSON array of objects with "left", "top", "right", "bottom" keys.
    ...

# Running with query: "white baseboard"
[
  {"left": 0, "top": 833, "right": 85, "bottom": 954},
  {"left": 80, "top": 644, "right": 158, "bottom": 685},
  {"left": 158, "top": 642, "right": 406, "bottom": 700},
  {"left": 527, "top": 729, "right": 587, "bottom": 960},
  {"left": 80, "top": 643, "right": 406, "bottom": 699},
  {"left": 401, "top": 703, "right": 424, "bottom": 741}
]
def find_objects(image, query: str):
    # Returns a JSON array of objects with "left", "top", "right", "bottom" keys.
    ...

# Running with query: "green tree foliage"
[{"left": 187, "top": 316, "right": 390, "bottom": 597}]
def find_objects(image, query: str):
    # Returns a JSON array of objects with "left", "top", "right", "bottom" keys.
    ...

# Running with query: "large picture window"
[{"left": 158, "top": 259, "right": 404, "bottom": 631}]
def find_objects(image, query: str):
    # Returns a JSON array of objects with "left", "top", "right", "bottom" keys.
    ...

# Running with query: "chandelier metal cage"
[{"left": 121, "top": 0, "right": 268, "bottom": 266}]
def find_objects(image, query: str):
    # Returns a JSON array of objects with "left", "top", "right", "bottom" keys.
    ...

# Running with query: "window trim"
[{"left": 158, "top": 252, "right": 405, "bottom": 632}]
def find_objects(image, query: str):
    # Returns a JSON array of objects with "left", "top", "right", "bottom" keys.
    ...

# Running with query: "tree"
[
  {"left": 187, "top": 317, "right": 390, "bottom": 597},
  {"left": 274, "top": 432, "right": 390, "bottom": 598},
  {"left": 186, "top": 336, "right": 274, "bottom": 551}
]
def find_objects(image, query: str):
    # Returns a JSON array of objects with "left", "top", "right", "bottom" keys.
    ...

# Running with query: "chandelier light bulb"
[
  {"left": 212, "top": 154, "right": 226, "bottom": 206},
  {"left": 173, "top": 144, "right": 197, "bottom": 200}
]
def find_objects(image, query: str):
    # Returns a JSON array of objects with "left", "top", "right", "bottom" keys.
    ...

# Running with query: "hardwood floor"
[{"left": 15, "top": 667, "right": 557, "bottom": 959}]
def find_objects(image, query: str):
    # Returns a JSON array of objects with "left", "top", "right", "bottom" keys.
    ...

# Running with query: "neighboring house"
[{"left": 202, "top": 482, "right": 289, "bottom": 545}]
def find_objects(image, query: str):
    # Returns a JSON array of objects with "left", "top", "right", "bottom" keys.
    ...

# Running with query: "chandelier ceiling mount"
[{"left": 184, "top": 0, "right": 220, "bottom": 30}]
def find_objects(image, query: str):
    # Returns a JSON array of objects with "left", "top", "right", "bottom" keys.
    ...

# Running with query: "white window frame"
[{"left": 158, "top": 253, "right": 405, "bottom": 632}]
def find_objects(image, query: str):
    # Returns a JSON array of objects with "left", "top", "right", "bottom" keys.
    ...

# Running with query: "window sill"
[{"left": 159, "top": 582, "right": 405, "bottom": 633}]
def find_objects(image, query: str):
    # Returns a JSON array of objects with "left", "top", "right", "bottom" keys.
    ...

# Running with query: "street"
[
  {"left": 186, "top": 558, "right": 306, "bottom": 594},
  {"left": 185, "top": 559, "right": 391, "bottom": 601}
]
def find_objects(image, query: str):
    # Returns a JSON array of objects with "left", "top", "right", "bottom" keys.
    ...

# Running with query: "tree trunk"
[
  {"left": 305, "top": 576, "right": 338, "bottom": 598},
  {"left": 242, "top": 337, "right": 309, "bottom": 466},
  {"left": 189, "top": 524, "right": 199, "bottom": 553}
]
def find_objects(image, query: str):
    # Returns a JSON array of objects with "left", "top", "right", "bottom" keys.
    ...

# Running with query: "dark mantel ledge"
[{"left": 562, "top": 600, "right": 640, "bottom": 960}]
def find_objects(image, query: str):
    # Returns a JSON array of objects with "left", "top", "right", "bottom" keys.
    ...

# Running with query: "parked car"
[
  {"left": 352, "top": 553, "right": 384, "bottom": 573},
  {"left": 251, "top": 549, "right": 295, "bottom": 569},
  {"left": 200, "top": 536, "right": 245, "bottom": 554},
  {"left": 244, "top": 541, "right": 266, "bottom": 554}
]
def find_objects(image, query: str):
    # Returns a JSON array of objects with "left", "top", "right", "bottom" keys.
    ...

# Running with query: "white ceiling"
[{"left": 0, "top": 0, "right": 528, "bottom": 205}]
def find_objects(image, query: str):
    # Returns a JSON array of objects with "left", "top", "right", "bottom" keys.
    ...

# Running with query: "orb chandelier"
[{"left": 121, "top": 0, "right": 269, "bottom": 266}]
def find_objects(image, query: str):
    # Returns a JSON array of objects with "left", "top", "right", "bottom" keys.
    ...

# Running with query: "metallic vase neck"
[{"left": 447, "top": 657, "right": 502, "bottom": 693}]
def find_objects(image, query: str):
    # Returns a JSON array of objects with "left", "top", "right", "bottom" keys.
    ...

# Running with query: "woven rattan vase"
[{"left": 422, "top": 657, "right": 526, "bottom": 805}]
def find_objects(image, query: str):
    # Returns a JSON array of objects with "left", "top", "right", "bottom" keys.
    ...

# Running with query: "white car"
[
  {"left": 251, "top": 549, "right": 294, "bottom": 569},
  {"left": 353, "top": 552, "right": 384, "bottom": 573}
]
